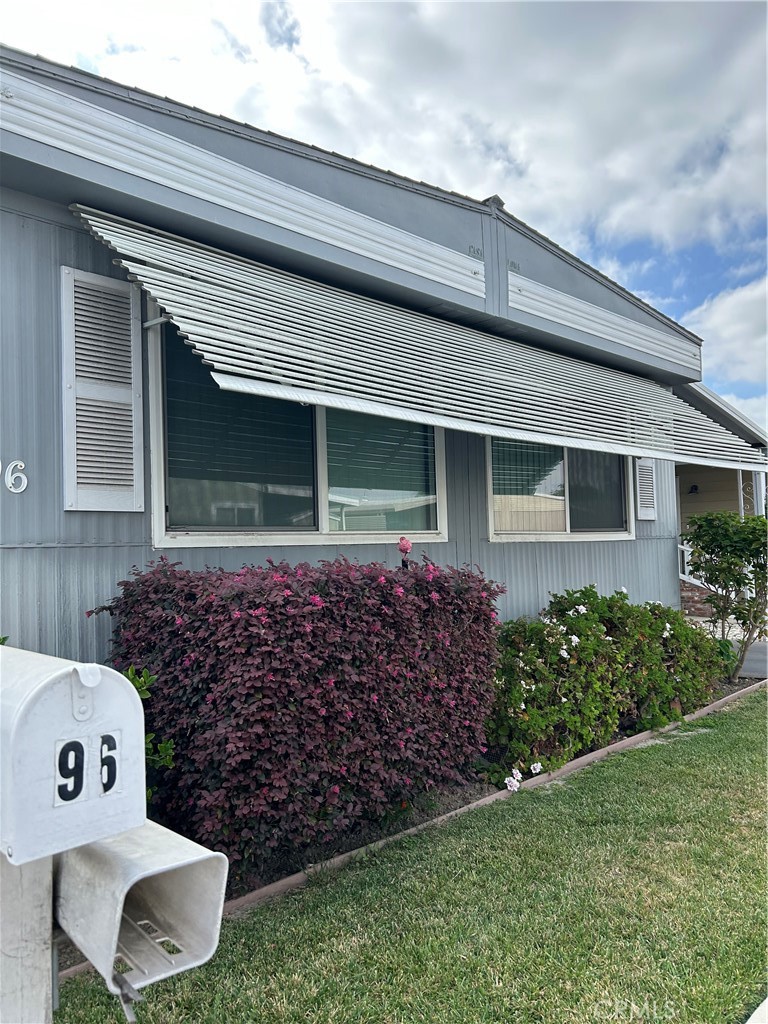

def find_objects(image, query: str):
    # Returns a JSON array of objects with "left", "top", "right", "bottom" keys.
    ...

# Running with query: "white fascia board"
[
  {"left": 508, "top": 270, "right": 701, "bottom": 377},
  {"left": 0, "top": 68, "right": 485, "bottom": 299}
]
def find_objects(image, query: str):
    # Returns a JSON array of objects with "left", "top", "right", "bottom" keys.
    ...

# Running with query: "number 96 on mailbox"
[{"left": 0, "top": 646, "right": 147, "bottom": 865}]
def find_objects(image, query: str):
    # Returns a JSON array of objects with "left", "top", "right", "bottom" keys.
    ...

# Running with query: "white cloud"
[
  {"left": 714, "top": 393, "right": 768, "bottom": 435},
  {"left": 2, "top": 1, "right": 764, "bottom": 258},
  {"left": 681, "top": 277, "right": 768, "bottom": 385},
  {"left": 593, "top": 256, "right": 656, "bottom": 290}
]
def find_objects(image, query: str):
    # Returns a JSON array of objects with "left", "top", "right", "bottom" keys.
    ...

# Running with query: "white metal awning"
[{"left": 73, "top": 206, "right": 767, "bottom": 471}]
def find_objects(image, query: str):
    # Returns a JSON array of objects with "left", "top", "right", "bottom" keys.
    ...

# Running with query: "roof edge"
[
  {"left": 675, "top": 383, "right": 767, "bottom": 449},
  {"left": 0, "top": 42, "right": 705, "bottom": 349}
]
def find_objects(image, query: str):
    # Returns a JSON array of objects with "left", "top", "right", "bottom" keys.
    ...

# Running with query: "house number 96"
[{"left": 1, "top": 459, "right": 28, "bottom": 493}]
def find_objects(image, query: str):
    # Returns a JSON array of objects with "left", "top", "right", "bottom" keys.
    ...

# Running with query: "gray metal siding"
[
  {"left": 0, "top": 193, "right": 146, "bottom": 547},
  {"left": 0, "top": 192, "right": 681, "bottom": 662}
]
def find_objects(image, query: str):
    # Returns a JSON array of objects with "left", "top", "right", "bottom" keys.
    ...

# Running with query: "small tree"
[{"left": 685, "top": 511, "right": 768, "bottom": 682}]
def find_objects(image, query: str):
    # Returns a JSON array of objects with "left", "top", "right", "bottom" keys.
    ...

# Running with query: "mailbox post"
[
  {"left": 0, "top": 646, "right": 146, "bottom": 1023},
  {"left": 1, "top": 646, "right": 228, "bottom": 1024}
]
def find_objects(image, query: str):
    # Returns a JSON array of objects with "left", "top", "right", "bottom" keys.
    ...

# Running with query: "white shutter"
[
  {"left": 635, "top": 458, "right": 657, "bottom": 521},
  {"left": 61, "top": 268, "right": 144, "bottom": 511}
]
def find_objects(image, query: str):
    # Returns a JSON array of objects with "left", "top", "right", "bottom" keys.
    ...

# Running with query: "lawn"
[{"left": 56, "top": 689, "right": 767, "bottom": 1024}]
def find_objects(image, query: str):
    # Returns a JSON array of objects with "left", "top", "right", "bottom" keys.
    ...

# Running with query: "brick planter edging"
[{"left": 59, "top": 678, "right": 767, "bottom": 980}]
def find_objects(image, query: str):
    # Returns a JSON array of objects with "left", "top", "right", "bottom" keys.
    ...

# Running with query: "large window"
[
  {"left": 490, "top": 439, "right": 629, "bottom": 537},
  {"left": 160, "top": 329, "right": 441, "bottom": 540},
  {"left": 165, "top": 330, "right": 316, "bottom": 531},
  {"left": 326, "top": 409, "right": 437, "bottom": 533}
]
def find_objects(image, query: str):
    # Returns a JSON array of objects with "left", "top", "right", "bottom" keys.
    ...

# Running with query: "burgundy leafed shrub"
[{"left": 95, "top": 557, "right": 503, "bottom": 875}]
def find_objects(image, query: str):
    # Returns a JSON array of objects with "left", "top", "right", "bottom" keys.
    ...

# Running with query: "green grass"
[{"left": 56, "top": 690, "right": 767, "bottom": 1024}]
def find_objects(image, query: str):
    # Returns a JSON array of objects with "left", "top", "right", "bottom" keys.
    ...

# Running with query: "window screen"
[
  {"left": 164, "top": 329, "right": 316, "bottom": 530},
  {"left": 491, "top": 440, "right": 627, "bottom": 534},
  {"left": 326, "top": 410, "right": 437, "bottom": 532},
  {"left": 568, "top": 449, "right": 626, "bottom": 531},
  {"left": 491, "top": 440, "right": 566, "bottom": 532}
]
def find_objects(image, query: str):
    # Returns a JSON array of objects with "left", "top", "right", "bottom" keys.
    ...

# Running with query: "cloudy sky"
[{"left": 3, "top": 1, "right": 766, "bottom": 430}]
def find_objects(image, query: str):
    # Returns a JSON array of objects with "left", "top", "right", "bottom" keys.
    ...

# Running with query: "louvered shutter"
[
  {"left": 635, "top": 458, "right": 657, "bottom": 521},
  {"left": 61, "top": 268, "right": 144, "bottom": 511}
]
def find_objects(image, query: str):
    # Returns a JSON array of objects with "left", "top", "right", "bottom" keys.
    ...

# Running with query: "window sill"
[
  {"left": 489, "top": 530, "right": 635, "bottom": 543},
  {"left": 153, "top": 529, "right": 449, "bottom": 549}
]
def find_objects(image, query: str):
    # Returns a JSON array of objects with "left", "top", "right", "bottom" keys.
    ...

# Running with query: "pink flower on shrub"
[
  {"left": 378, "top": 575, "right": 387, "bottom": 584},
  {"left": 232, "top": 611, "right": 242, "bottom": 619},
  {"left": 330, "top": 785, "right": 340, "bottom": 794},
  {"left": 404, "top": 777, "right": 412, "bottom": 786},
  {"left": 175, "top": 616, "right": 183, "bottom": 626},
  {"left": 85, "top": 609, "right": 93, "bottom": 618},
  {"left": 398, "top": 536, "right": 412, "bottom": 556},
  {"left": 309, "top": 595, "right": 325, "bottom": 607},
  {"left": 371, "top": 694, "right": 379, "bottom": 703},
  {"left": 102, "top": 554, "right": 503, "bottom": 869},
  {"left": 394, "top": 586, "right": 405, "bottom": 597},
  {"left": 429, "top": 591, "right": 440, "bottom": 603}
]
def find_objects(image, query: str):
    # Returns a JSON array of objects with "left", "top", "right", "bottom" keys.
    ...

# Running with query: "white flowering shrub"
[{"left": 482, "top": 585, "right": 725, "bottom": 785}]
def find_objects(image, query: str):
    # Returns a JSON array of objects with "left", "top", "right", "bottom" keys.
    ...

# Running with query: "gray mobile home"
[{"left": 1, "top": 46, "right": 765, "bottom": 662}]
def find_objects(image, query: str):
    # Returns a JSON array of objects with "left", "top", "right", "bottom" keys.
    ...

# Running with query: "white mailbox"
[
  {"left": 55, "top": 820, "right": 228, "bottom": 1004},
  {"left": 0, "top": 646, "right": 146, "bottom": 865}
]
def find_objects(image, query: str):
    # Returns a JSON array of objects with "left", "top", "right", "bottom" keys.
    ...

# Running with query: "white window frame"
[
  {"left": 485, "top": 437, "right": 636, "bottom": 543},
  {"left": 148, "top": 309, "right": 447, "bottom": 548}
]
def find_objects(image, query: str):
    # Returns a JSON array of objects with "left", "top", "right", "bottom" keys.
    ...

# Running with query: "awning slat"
[{"left": 72, "top": 205, "right": 767, "bottom": 471}]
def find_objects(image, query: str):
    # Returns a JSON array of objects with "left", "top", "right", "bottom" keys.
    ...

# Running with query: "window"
[
  {"left": 326, "top": 409, "right": 437, "bottom": 533},
  {"left": 489, "top": 438, "right": 631, "bottom": 539},
  {"left": 164, "top": 329, "right": 316, "bottom": 531},
  {"left": 152, "top": 325, "right": 445, "bottom": 545}
]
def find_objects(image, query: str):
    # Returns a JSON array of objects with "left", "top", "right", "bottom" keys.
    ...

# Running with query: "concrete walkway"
[
  {"left": 740, "top": 641, "right": 768, "bottom": 678},
  {"left": 745, "top": 996, "right": 768, "bottom": 1023}
]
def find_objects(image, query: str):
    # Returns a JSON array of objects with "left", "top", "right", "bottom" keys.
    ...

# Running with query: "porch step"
[{"left": 680, "top": 578, "right": 713, "bottom": 618}]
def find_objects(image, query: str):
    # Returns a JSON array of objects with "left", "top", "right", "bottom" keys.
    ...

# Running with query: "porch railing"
[{"left": 678, "top": 543, "right": 702, "bottom": 584}]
